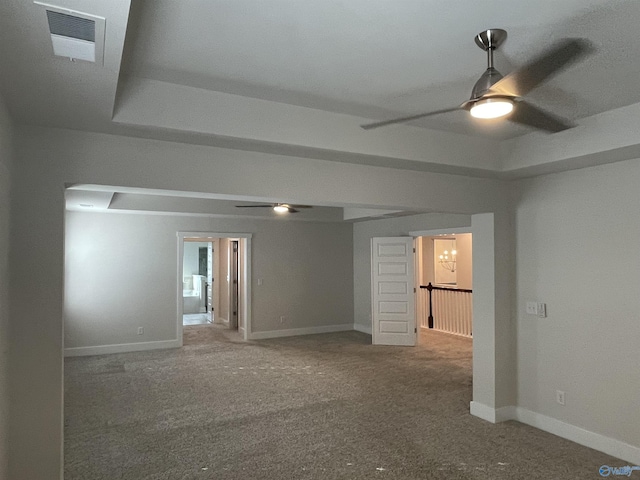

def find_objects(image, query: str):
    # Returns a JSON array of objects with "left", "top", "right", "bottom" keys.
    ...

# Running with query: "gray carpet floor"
[{"left": 65, "top": 326, "right": 621, "bottom": 479}]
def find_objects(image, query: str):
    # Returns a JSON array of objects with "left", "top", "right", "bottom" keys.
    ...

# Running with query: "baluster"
[{"left": 427, "top": 283, "right": 434, "bottom": 329}]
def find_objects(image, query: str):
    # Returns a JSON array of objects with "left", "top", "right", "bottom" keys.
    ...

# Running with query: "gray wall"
[
  {"left": 353, "top": 213, "right": 471, "bottom": 332},
  {"left": 64, "top": 211, "right": 354, "bottom": 349},
  {"left": 0, "top": 93, "right": 13, "bottom": 480},
  {"left": 9, "top": 125, "right": 510, "bottom": 478},
  {"left": 513, "top": 157, "right": 640, "bottom": 449}
]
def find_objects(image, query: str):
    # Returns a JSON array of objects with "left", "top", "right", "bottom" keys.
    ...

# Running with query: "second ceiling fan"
[
  {"left": 361, "top": 29, "right": 595, "bottom": 133},
  {"left": 235, "top": 203, "right": 312, "bottom": 213}
]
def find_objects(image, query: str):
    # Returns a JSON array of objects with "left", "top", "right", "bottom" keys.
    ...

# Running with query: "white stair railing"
[{"left": 419, "top": 283, "right": 472, "bottom": 338}]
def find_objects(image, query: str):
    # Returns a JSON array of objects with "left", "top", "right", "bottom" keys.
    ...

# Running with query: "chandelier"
[{"left": 439, "top": 249, "right": 457, "bottom": 272}]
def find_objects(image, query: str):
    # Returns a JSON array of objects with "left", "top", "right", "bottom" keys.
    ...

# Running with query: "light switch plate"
[{"left": 526, "top": 302, "right": 538, "bottom": 315}]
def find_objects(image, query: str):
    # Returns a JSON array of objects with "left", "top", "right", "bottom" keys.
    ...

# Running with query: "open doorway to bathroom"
[
  {"left": 182, "top": 239, "right": 216, "bottom": 326},
  {"left": 178, "top": 232, "right": 252, "bottom": 343}
]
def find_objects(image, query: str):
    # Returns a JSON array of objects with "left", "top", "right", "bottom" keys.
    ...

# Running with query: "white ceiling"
[
  {"left": 123, "top": 0, "right": 639, "bottom": 137},
  {"left": 1, "top": 0, "right": 639, "bottom": 183}
]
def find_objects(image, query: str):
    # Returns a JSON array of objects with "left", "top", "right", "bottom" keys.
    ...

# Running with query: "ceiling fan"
[
  {"left": 361, "top": 29, "right": 595, "bottom": 133},
  {"left": 235, "top": 203, "right": 313, "bottom": 213}
]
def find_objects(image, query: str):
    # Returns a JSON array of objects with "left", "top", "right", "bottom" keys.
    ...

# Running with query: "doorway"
[
  {"left": 177, "top": 232, "right": 252, "bottom": 343},
  {"left": 370, "top": 230, "right": 473, "bottom": 346},
  {"left": 182, "top": 239, "right": 215, "bottom": 326},
  {"left": 415, "top": 233, "right": 473, "bottom": 340}
]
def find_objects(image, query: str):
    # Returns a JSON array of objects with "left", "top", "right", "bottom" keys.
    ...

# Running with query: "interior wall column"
[{"left": 470, "top": 210, "right": 515, "bottom": 421}]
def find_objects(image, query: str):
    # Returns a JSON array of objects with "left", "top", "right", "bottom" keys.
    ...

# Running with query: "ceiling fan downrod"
[
  {"left": 471, "top": 29, "right": 508, "bottom": 99},
  {"left": 474, "top": 28, "right": 508, "bottom": 68}
]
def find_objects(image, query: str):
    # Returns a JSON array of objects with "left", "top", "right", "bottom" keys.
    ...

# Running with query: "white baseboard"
[
  {"left": 470, "top": 402, "right": 640, "bottom": 464},
  {"left": 353, "top": 323, "right": 372, "bottom": 335},
  {"left": 496, "top": 405, "right": 517, "bottom": 422},
  {"left": 248, "top": 324, "right": 353, "bottom": 340},
  {"left": 470, "top": 401, "right": 500, "bottom": 423},
  {"left": 514, "top": 407, "right": 640, "bottom": 465},
  {"left": 64, "top": 339, "right": 181, "bottom": 357}
]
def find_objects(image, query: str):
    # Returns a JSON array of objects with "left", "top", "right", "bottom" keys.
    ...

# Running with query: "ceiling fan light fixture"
[
  {"left": 470, "top": 97, "right": 514, "bottom": 119},
  {"left": 273, "top": 205, "right": 289, "bottom": 213}
]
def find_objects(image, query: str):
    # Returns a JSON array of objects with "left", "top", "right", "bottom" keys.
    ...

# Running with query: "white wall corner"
[
  {"left": 470, "top": 402, "right": 517, "bottom": 423},
  {"left": 495, "top": 405, "right": 517, "bottom": 422},
  {"left": 64, "top": 339, "right": 181, "bottom": 357},
  {"left": 470, "top": 401, "right": 497, "bottom": 423},
  {"left": 353, "top": 323, "right": 372, "bottom": 335}
]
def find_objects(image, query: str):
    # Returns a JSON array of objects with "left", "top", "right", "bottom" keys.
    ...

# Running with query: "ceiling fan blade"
[
  {"left": 489, "top": 38, "right": 594, "bottom": 98},
  {"left": 288, "top": 205, "right": 312, "bottom": 209},
  {"left": 235, "top": 205, "right": 274, "bottom": 208},
  {"left": 287, "top": 208, "right": 300, "bottom": 213},
  {"left": 508, "top": 100, "right": 574, "bottom": 133},
  {"left": 360, "top": 107, "right": 461, "bottom": 130}
]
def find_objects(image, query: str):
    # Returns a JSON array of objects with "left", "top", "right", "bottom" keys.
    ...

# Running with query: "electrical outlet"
[
  {"left": 257, "top": 278, "right": 263, "bottom": 286},
  {"left": 537, "top": 303, "right": 547, "bottom": 318},
  {"left": 280, "top": 316, "right": 285, "bottom": 324},
  {"left": 526, "top": 302, "right": 538, "bottom": 315},
  {"left": 137, "top": 327, "right": 144, "bottom": 335},
  {"left": 556, "top": 390, "right": 565, "bottom": 406}
]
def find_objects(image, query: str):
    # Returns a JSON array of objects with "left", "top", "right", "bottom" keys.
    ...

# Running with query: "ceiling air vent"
[{"left": 35, "top": 2, "right": 105, "bottom": 64}]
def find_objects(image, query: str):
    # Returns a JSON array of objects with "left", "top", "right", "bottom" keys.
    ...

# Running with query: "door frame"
[
  {"left": 209, "top": 239, "right": 219, "bottom": 321},
  {"left": 411, "top": 227, "right": 473, "bottom": 344},
  {"left": 177, "top": 232, "right": 252, "bottom": 342},
  {"left": 370, "top": 228, "right": 474, "bottom": 345},
  {"left": 229, "top": 240, "right": 239, "bottom": 329}
]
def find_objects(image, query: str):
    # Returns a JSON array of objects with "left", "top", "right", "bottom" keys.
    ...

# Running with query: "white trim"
[
  {"left": 470, "top": 403, "right": 640, "bottom": 464},
  {"left": 177, "top": 232, "right": 252, "bottom": 343},
  {"left": 176, "top": 237, "right": 186, "bottom": 347},
  {"left": 514, "top": 407, "right": 640, "bottom": 465},
  {"left": 241, "top": 237, "right": 252, "bottom": 341},
  {"left": 496, "top": 405, "right": 517, "bottom": 422},
  {"left": 248, "top": 324, "right": 353, "bottom": 340},
  {"left": 353, "top": 323, "right": 372, "bottom": 335},
  {"left": 178, "top": 231, "right": 254, "bottom": 240},
  {"left": 470, "top": 401, "right": 499, "bottom": 423},
  {"left": 469, "top": 402, "right": 515, "bottom": 424},
  {"left": 64, "top": 339, "right": 180, "bottom": 357},
  {"left": 409, "top": 226, "right": 471, "bottom": 237}
]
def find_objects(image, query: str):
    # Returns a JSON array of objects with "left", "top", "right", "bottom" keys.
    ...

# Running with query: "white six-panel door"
[{"left": 371, "top": 237, "right": 416, "bottom": 346}]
